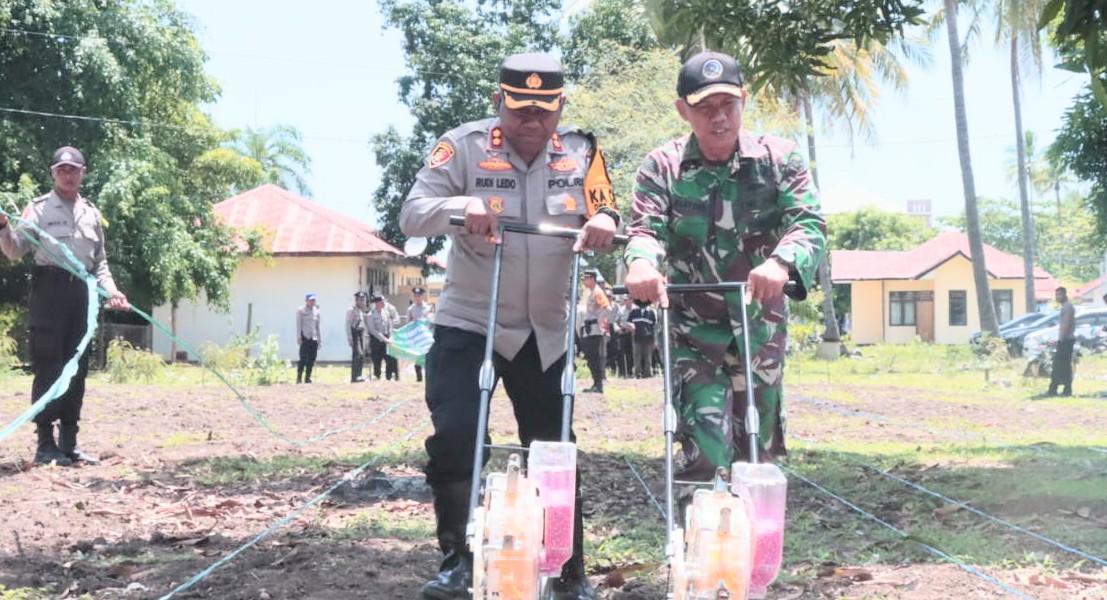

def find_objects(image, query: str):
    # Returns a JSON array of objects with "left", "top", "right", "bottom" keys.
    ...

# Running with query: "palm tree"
[
  {"left": 793, "top": 38, "right": 928, "bottom": 346},
  {"left": 942, "top": 0, "right": 1000, "bottom": 335},
  {"left": 228, "top": 125, "right": 313, "bottom": 197},
  {"left": 993, "top": 0, "right": 1048, "bottom": 317}
]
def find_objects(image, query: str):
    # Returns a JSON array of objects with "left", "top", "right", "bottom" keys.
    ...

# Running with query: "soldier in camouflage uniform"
[{"left": 623, "top": 51, "right": 826, "bottom": 480}]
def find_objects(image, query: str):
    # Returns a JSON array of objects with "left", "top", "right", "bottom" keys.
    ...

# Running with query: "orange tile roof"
[
  {"left": 831, "top": 231, "right": 1059, "bottom": 300},
  {"left": 214, "top": 184, "right": 404, "bottom": 257}
]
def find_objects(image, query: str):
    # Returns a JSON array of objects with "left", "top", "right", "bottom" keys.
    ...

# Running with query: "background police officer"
[
  {"left": 347, "top": 291, "right": 369, "bottom": 382},
  {"left": 367, "top": 293, "right": 399, "bottom": 381},
  {"left": 295, "top": 293, "right": 321, "bottom": 383},
  {"left": 406, "top": 286, "right": 433, "bottom": 382},
  {"left": 0, "top": 146, "right": 129, "bottom": 467},
  {"left": 400, "top": 53, "right": 618, "bottom": 600},
  {"left": 579, "top": 270, "right": 610, "bottom": 394}
]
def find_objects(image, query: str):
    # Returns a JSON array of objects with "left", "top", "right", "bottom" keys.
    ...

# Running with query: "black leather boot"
[
  {"left": 423, "top": 480, "right": 474, "bottom": 600},
  {"left": 34, "top": 423, "right": 72, "bottom": 467},
  {"left": 549, "top": 492, "right": 597, "bottom": 600},
  {"left": 58, "top": 423, "right": 99, "bottom": 464}
]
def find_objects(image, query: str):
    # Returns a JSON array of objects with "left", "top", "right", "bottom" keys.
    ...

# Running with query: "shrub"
[{"left": 105, "top": 338, "right": 165, "bottom": 383}]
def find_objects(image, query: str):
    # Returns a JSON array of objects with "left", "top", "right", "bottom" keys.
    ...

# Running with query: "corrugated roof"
[
  {"left": 214, "top": 184, "right": 404, "bottom": 257},
  {"left": 832, "top": 231, "right": 1053, "bottom": 281}
]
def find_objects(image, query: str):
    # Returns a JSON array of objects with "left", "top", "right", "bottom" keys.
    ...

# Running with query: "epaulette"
[
  {"left": 31, "top": 193, "right": 50, "bottom": 204},
  {"left": 450, "top": 117, "right": 497, "bottom": 141}
]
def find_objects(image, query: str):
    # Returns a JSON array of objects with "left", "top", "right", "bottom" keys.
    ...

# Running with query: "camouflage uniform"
[{"left": 625, "top": 130, "right": 826, "bottom": 478}]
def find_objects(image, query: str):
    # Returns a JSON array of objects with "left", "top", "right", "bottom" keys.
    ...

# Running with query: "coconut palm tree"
[
  {"left": 993, "top": 0, "right": 1048, "bottom": 318},
  {"left": 228, "top": 125, "right": 313, "bottom": 197},
  {"left": 941, "top": 0, "right": 1000, "bottom": 335}
]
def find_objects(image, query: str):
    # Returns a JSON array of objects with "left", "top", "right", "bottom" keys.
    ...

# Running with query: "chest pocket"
[
  {"left": 42, "top": 219, "right": 74, "bottom": 241},
  {"left": 545, "top": 159, "right": 586, "bottom": 219}
]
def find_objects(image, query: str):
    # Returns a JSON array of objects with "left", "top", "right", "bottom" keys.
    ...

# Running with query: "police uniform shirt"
[
  {"left": 582, "top": 286, "right": 611, "bottom": 338},
  {"left": 346, "top": 305, "right": 367, "bottom": 345},
  {"left": 400, "top": 118, "right": 596, "bottom": 370},
  {"left": 297, "top": 305, "right": 320, "bottom": 341},
  {"left": 368, "top": 304, "right": 398, "bottom": 341},
  {"left": 0, "top": 190, "right": 118, "bottom": 293},
  {"left": 407, "top": 301, "right": 433, "bottom": 322}
]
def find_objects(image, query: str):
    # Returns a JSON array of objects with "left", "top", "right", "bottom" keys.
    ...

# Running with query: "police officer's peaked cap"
[
  {"left": 500, "top": 53, "right": 564, "bottom": 112},
  {"left": 51, "top": 146, "right": 86, "bottom": 169},
  {"left": 371, "top": 294, "right": 385, "bottom": 302},
  {"left": 412, "top": 286, "right": 425, "bottom": 295},
  {"left": 583, "top": 269, "right": 598, "bottom": 278},
  {"left": 677, "top": 51, "right": 745, "bottom": 106},
  {"left": 354, "top": 291, "right": 369, "bottom": 299}
]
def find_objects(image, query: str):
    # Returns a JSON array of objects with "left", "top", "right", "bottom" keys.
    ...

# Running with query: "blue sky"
[{"left": 177, "top": 0, "right": 1089, "bottom": 223}]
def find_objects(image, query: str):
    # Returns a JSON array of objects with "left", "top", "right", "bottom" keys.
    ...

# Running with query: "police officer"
[
  {"left": 406, "top": 286, "right": 433, "bottom": 382},
  {"left": 400, "top": 53, "right": 618, "bottom": 600},
  {"left": 624, "top": 51, "right": 826, "bottom": 478},
  {"left": 579, "top": 270, "right": 610, "bottom": 393},
  {"left": 367, "top": 293, "right": 399, "bottom": 381},
  {"left": 347, "top": 291, "right": 369, "bottom": 382},
  {"left": 0, "top": 146, "right": 129, "bottom": 466},
  {"left": 295, "top": 293, "right": 321, "bottom": 383}
]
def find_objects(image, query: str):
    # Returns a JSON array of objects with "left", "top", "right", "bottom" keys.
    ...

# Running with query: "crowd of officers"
[
  {"left": 577, "top": 269, "right": 659, "bottom": 394},
  {"left": 295, "top": 286, "right": 434, "bottom": 384}
]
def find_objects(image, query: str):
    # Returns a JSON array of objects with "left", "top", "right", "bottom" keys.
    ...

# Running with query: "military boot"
[
  {"left": 549, "top": 491, "right": 597, "bottom": 600},
  {"left": 423, "top": 480, "right": 474, "bottom": 600},
  {"left": 58, "top": 423, "right": 99, "bottom": 464},
  {"left": 34, "top": 423, "right": 72, "bottom": 467}
]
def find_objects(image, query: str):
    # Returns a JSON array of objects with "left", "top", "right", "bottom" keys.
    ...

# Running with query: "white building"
[{"left": 152, "top": 185, "right": 418, "bottom": 363}]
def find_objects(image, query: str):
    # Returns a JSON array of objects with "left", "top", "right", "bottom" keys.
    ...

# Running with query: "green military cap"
[{"left": 499, "top": 53, "right": 564, "bottom": 111}]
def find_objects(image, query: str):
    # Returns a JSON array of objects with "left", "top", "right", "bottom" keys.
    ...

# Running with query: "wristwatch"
[
  {"left": 595, "top": 206, "right": 621, "bottom": 226},
  {"left": 770, "top": 255, "right": 792, "bottom": 271}
]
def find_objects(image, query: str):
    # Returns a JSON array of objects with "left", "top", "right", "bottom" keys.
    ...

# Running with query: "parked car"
[
  {"left": 969, "top": 311, "right": 1044, "bottom": 345},
  {"left": 1022, "top": 307, "right": 1107, "bottom": 357},
  {"left": 1002, "top": 311, "right": 1060, "bottom": 356}
]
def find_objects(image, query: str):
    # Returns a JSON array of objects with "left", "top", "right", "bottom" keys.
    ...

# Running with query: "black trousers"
[
  {"left": 30, "top": 267, "right": 90, "bottom": 426},
  {"left": 350, "top": 333, "right": 365, "bottom": 381},
  {"left": 580, "top": 335, "right": 605, "bottom": 388},
  {"left": 423, "top": 326, "right": 574, "bottom": 486},
  {"left": 297, "top": 337, "right": 318, "bottom": 381},
  {"left": 1050, "top": 338, "right": 1075, "bottom": 393},
  {"left": 369, "top": 337, "right": 398, "bottom": 380}
]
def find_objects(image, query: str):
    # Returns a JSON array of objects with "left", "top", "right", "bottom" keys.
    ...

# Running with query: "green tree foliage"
[
  {"left": 643, "top": 0, "right": 925, "bottom": 93},
  {"left": 370, "top": 0, "right": 561, "bottom": 255},
  {"left": 0, "top": 0, "right": 263, "bottom": 313},
  {"left": 562, "top": 0, "right": 658, "bottom": 80},
  {"left": 1050, "top": 90, "right": 1107, "bottom": 242},
  {"left": 1041, "top": 0, "right": 1107, "bottom": 104},
  {"left": 227, "top": 125, "right": 311, "bottom": 197},
  {"left": 939, "top": 194, "right": 1101, "bottom": 284},
  {"left": 827, "top": 206, "right": 936, "bottom": 251}
]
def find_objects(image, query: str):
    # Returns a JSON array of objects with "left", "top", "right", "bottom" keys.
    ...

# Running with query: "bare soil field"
[{"left": 1, "top": 367, "right": 1106, "bottom": 599}]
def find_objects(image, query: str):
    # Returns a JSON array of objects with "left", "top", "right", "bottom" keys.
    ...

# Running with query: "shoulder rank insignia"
[
  {"left": 550, "top": 133, "right": 563, "bottom": 153},
  {"left": 489, "top": 127, "right": 504, "bottom": 150},
  {"left": 428, "top": 142, "right": 455, "bottom": 169}
]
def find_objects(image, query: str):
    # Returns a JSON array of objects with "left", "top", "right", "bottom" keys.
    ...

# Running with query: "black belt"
[{"left": 33, "top": 265, "right": 85, "bottom": 283}]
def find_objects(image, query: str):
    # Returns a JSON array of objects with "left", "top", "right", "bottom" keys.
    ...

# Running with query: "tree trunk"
[
  {"left": 1011, "top": 37, "right": 1036, "bottom": 318},
  {"left": 802, "top": 93, "right": 840, "bottom": 342},
  {"left": 170, "top": 300, "right": 178, "bottom": 364},
  {"left": 945, "top": 0, "right": 999, "bottom": 336}
]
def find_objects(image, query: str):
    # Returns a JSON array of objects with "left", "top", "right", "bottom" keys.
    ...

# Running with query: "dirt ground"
[{"left": 1, "top": 370, "right": 1106, "bottom": 600}]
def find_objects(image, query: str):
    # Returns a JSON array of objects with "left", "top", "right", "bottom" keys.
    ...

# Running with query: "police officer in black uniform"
[{"left": 0, "top": 146, "right": 130, "bottom": 466}]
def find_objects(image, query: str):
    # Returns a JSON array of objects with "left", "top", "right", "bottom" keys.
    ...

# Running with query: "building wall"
[
  {"left": 153, "top": 255, "right": 404, "bottom": 363},
  {"left": 848, "top": 280, "right": 884, "bottom": 344},
  {"left": 847, "top": 256, "right": 1034, "bottom": 345}
]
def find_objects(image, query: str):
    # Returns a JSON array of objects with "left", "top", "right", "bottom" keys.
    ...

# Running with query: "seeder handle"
[
  {"left": 611, "top": 281, "right": 799, "bottom": 296},
  {"left": 448, "top": 215, "right": 629, "bottom": 245}
]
